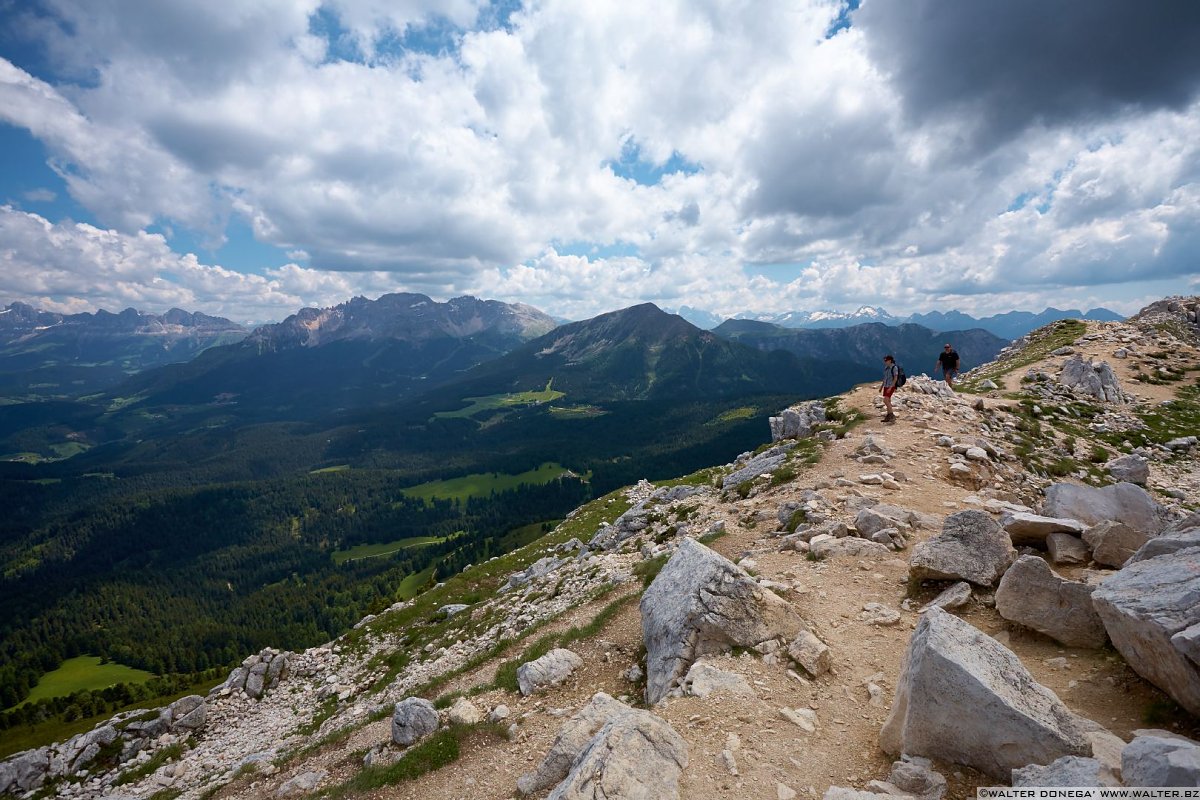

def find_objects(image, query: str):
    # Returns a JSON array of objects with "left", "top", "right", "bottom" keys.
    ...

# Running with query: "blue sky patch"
[
  {"left": 825, "top": 0, "right": 860, "bottom": 38},
  {"left": 607, "top": 140, "right": 701, "bottom": 187}
]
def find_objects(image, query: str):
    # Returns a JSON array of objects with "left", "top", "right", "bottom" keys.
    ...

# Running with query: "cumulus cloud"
[{"left": 0, "top": 0, "right": 1197, "bottom": 322}]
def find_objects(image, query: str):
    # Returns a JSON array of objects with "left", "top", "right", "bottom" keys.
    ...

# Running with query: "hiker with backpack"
[
  {"left": 935, "top": 343, "right": 960, "bottom": 389},
  {"left": 880, "top": 355, "right": 903, "bottom": 423}
]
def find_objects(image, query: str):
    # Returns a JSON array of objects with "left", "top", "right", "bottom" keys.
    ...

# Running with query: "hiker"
[
  {"left": 935, "top": 343, "right": 960, "bottom": 389},
  {"left": 880, "top": 355, "right": 899, "bottom": 423}
]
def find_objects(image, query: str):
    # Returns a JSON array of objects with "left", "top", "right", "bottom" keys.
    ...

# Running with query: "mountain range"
[
  {"left": 712, "top": 319, "right": 1008, "bottom": 376},
  {"left": 675, "top": 304, "right": 1124, "bottom": 339},
  {"left": 0, "top": 302, "right": 247, "bottom": 398}
]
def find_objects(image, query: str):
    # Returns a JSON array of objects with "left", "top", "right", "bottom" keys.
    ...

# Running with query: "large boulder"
[
  {"left": 1041, "top": 482, "right": 1170, "bottom": 536},
  {"left": 908, "top": 511, "right": 1016, "bottom": 586},
  {"left": 166, "top": 695, "right": 206, "bottom": 731},
  {"left": 1091, "top": 547, "right": 1200, "bottom": 715},
  {"left": 640, "top": 539, "right": 804, "bottom": 704},
  {"left": 1121, "top": 733, "right": 1200, "bottom": 787},
  {"left": 545, "top": 706, "right": 688, "bottom": 800},
  {"left": 0, "top": 748, "right": 49, "bottom": 794},
  {"left": 879, "top": 608, "right": 1097, "bottom": 780},
  {"left": 517, "top": 649, "right": 583, "bottom": 696},
  {"left": 995, "top": 556, "right": 1108, "bottom": 648},
  {"left": 1059, "top": 355, "right": 1125, "bottom": 403},
  {"left": 769, "top": 401, "right": 826, "bottom": 442},
  {"left": 1083, "top": 520, "right": 1151, "bottom": 568},
  {"left": 518, "top": 693, "right": 630, "bottom": 796},
  {"left": 1002, "top": 512, "right": 1086, "bottom": 545},
  {"left": 391, "top": 697, "right": 439, "bottom": 746}
]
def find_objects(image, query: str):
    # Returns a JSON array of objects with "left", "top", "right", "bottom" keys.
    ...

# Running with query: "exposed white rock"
[
  {"left": 880, "top": 608, "right": 1097, "bottom": 780},
  {"left": 1041, "top": 482, "right": 1170, "bottom": 536},
  {"left": 517, "top": 649, "right": 583, "bottom": 696},
  {"left": 1002, "top": 512, "right": 1086, "bottom": 545},
  {"left": 518, "top": 693, "right": 630, "bottom": 796},
  {"left": 1092, "top": 547, "right": 1200, "bottom": 715},
  {"left": 909, "top": 511, "right": 1016, "bottom": 586},
  {"left": 681, "top": 661, "right": 753, "bottom": 698},
  {"left": 1011, "top": 757, "right": 1107, "bottom": 787},
  {"left": 640, "top": 539, "right": 804, "bottom": 703},
  {"left": 995, "top": 556, "right": 1108, "bottom": 648},
  {"left": 391, "top": 698, "right": 439, "bottom": 746},
  {"left": 1121, "top": 732, "right": 1200, "bottom": 787},
  {"left": 1083, "top": 520, "right": 1151, "bottom": 568}
]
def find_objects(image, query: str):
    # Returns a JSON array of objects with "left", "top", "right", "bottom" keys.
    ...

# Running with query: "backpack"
[{"left": 896, "top": 365, "right": 907, "bottom": 387}]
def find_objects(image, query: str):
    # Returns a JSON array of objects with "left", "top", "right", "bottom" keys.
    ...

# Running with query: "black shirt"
[{"left": 938, "top": 350, "right": 959, "bottom": 369}]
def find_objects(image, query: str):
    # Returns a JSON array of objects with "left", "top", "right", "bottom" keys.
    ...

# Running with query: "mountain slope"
[
  {"left": 712, "top": 319, "right": 1007, "bottom": 377},
  {"left": 0, "top": 302, "right": 247, "bottom": 399}
]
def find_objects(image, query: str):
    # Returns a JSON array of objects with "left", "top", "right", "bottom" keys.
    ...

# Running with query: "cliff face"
[{"left": 4, "top": 301, "right": 1200, "bottom": 799}]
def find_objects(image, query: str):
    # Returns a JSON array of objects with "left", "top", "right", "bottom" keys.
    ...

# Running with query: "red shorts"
[{"left": 883, "top": 386, "right": 896, "bottom": 398}]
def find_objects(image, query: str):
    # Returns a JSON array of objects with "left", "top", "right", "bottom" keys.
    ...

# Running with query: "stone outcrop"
[
  {"left": 769, "top": 401, "right": 826, "bottom": 442},
  {"left": 545, "top": 706, "right": 688, "bottom": 800},
  {"left": 722, "top": 443, "right": 796, "bottom": 491},
  {"left": 1041, "top": 482, "right": 1170, "bottom": 536},
  {"left": 995, "top": 556, "right": 1108, "bottom": 648},
  {"left": 391, "top": 698, "right": 440, "bottom": 746},
  {"left": 518, "top": 693, "right": 630, "bottom": 795},
  {"left": 0, "top": 695, "right": 208, "bottom": 795},
  {"left": 880, "top": 608, "right": 1096, "bottom": 780},
  {"left": 1059, "top": 354, "right": 1125, "bottom": 403},
  {"left": 640, "top": 539, "right": 804, "bottom": 703},
  {"left": 517, "top": 649, "right": 583, "bottom": 696},
  {"left": 908, "top": 511, "right": 1016, "bottom": 586},
  {"left": 219, "top": 649, "right": 292, "bottom": 700},
  {"left": 1091, "top": 547, "right": 1200, "bottom": 715},
  {"left": 519, "top": 693, "right": 687, "bottom": 799}
]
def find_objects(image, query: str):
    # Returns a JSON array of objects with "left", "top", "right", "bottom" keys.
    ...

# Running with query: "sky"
[{"left": 1, "top": 0, "right": 1199, "bottom": 324}]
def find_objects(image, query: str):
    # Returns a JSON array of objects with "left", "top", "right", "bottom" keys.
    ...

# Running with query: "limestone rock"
[
  {"left": 518, "top": 693, "right": 630, "bottom": 796},
  {"left": 1083, "top": 520, "right": 1151, "bottom": 568},
  {"left": 1059, "top": 354, "right": 1125, "bottom": 403},
  {"left": 1121, "top": 733, "right": 1200, "bottom": 787},
  {"left": 787, "top": 630, "right": 832, "bottom": 677},
  {"left": 1041, "top": 482, "right": 1170, "bottom": 536},
  {"left": 682, "top": 660, "right": 753, "bottom": 698},
  {"left": 908, "top": 511, "right": 1016, "bottom": 586},
  {"left": 1002, "top": 512, "right": 1086, "bottom": 545},
  {"left": 447, "top": 697, "right": 484, "bottom": 725},
  {"left": 1092, "top": 547, "right": 1200, "bottom": 715},
  {"left": 391, "top": 697, "right": 440, "bottom": 746},
  {"left": 880, "top": 608, "right": 1096, "bottom": 780},
  {"left": 167, "top": 695, "right": 206, "bottom": 731},
  {"left": 810, "top": 535, "right": 893, "bottom": 560},
  {"left": 545, "top": 707, "right": 688, "bottom": 800},
  {"left": 1106, "top": 454, "right": 1149, "bottom": 486},
  {"left": 995, "top": 555, "right": 1108, "bottom": 648},
  {"left": 517, "top": 649, "right": 583, "bottom": 696},
  {"left": 640, "top": 539, "right": 804, "bottom": 703},
  {"left": 770, "top": 401, "right": 827, "bottom": 442},
  {"left": 1046, "top": 533, "right": 1090, "bottom": 566},
  {"left": 1011, "top": 756, "right": 1107, "bottom": 787},
  {"left": 919, "top": 581, "right": 972, "bottom": 613}
]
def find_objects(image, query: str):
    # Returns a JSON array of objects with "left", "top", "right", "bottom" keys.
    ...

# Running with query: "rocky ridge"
[{"left": 3, "top": 298, "right": 1200, "bottom": 799}]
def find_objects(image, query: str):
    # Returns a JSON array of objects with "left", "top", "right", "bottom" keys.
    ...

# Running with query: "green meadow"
[
  {"left": 331, "top": 536, "right": 449, "bottom": 565},
  {"left": 399, "top": 462, "right": 578, "bottom": 503},
  {"left": 20, "top": 657, "right": 154, "bottom": 706},
  {"left": 432, "top": 379, "right": 565, "bottom": 419}
]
